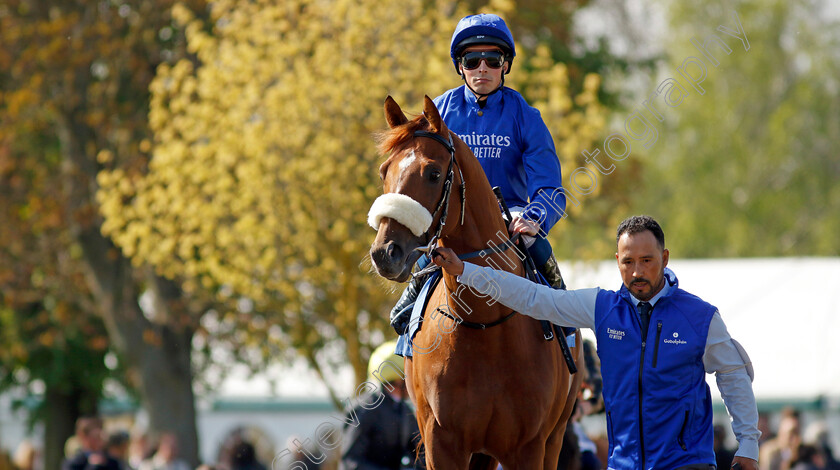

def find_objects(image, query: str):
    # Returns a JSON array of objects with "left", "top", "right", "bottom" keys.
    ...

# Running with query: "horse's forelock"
[{"left": 375, "top": 114, "right": 429, "bottom": 157}]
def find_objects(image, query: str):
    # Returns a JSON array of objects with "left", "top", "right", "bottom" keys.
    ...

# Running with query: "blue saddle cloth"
[
  {"left": 394, "top": 270, "right": 575, "bottom": 358},
  {"left": 395, "top": 271, "right": 441, "bottom": 357}
]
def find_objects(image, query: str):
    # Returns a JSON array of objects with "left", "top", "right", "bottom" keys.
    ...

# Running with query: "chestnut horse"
[{"left": 369, "top": 96, "right": 582, "bottom": 470}]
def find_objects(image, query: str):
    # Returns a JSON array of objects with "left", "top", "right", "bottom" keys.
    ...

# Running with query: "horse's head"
[{"left": 368, "top": 95, "right": 461, "bottom": 282}]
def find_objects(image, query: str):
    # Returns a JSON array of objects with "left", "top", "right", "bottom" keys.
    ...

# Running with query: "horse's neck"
[
  {"left": 439, "top": 215, "right": 507, "bottom": 257},
  {"left": 438, "top": 158, "right": 525, "bottom": 320},
  {"left": 442, "top": 156, "right": 518, "bottom": 270}
]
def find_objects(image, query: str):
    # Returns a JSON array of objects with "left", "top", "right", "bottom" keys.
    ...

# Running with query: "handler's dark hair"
[{"left": 616, "top": 215, "right": 665, "bottom": 249}]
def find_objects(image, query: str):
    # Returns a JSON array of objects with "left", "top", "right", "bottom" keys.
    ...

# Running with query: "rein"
[{"left": 411, "top": 237, "right": 517, "bottom": 279}]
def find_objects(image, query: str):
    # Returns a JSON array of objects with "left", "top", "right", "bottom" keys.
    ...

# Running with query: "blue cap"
[{"left": 450, "top": 14, "right": 516, "bottom": 74}]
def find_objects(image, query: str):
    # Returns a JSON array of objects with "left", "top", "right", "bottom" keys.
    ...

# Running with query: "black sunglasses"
[{"left": 459, "top": 50, "right": 506, "bottom": 70}]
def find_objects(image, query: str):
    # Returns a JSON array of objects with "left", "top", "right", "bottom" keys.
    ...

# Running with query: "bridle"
[
  {"left": 411, "top": 129, "right": 516, "bottom": 279},
  {"left": 413, "top": 130, "right": 465, "bottom": 253}
]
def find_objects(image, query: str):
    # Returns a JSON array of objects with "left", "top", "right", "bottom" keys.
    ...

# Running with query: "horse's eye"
[{"left": 430, "top": 171, "right": 441, "bottom": 182}]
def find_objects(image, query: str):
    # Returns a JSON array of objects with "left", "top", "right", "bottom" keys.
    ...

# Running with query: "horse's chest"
[{"left": 413, "top": 349, "right": 555, "bottom": 428}]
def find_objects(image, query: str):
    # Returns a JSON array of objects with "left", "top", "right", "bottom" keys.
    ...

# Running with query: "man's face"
[
  {"left": 458, "top": 45, "right": 507, "bottom": 96},
  {"left": 83, "top": 425, "right": 105, "bottom": 451},
  {"left": 616, "top": 230, "right": 669, "bottom": 301}
]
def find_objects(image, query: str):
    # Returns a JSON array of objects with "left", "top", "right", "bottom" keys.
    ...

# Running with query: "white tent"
[
  {"left": 94, "top": 257, "right": 840, "bottom": 459},
  {"left": 217, "top": 257, "right": 840, "bottom": 402},
  {"left": 558, "top": 257, "right": 840, "bottom": 401}
]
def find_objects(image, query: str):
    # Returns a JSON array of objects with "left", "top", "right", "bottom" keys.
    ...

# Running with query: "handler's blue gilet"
[
  {"left": 594, "top": 271, "right": 717, "bottom": 470},
  {"left": 433, "top": 86, "right": 565, "bottom": 234}
]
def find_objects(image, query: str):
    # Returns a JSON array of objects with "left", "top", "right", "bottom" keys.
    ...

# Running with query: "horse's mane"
[{"left": 375, "top": 114, "right": 428, "bottom": 156}]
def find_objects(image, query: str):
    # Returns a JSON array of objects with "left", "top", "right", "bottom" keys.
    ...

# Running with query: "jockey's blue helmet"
[{"left": 450, "top": 14, "right": 516, "bottom": 75}]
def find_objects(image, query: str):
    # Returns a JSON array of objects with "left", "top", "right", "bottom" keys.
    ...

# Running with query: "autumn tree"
[
  {"left": 98, "top": 0, "right": 450, "bottom": 401},
  {"left": 0, "top": 132, "right": 114, "bottom": 470},
  {"left": 97, "top": 0, "right": 608, "bottom": 400},
  {"left": 469, "top": 0, "right": 654, "bottom": 107},
  {"left": 638, "top": 0, "right": 840, "bottom": 256},
  {"left": 0, "top": 0, "right": 209, "bottom": 465}
]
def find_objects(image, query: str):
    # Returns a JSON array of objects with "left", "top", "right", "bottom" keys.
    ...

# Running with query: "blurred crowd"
[
  {"left": 0, "top": 405, "right": 837, "bottom": 470},
  {"left": 569, "top": 406, "right": 840, "bottom": 470},
  {"left": 754, "top": 408, "right": 840, "bottom": 470},
  {"left": 709, "top": 407, "right": 840, "bottom": 470},
  {"left": 0, "top": 416, "right": 273, "bottom": 470}
]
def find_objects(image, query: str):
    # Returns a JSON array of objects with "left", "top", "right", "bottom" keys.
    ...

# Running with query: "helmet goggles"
[{"left": 458, "top": 50, "right": 506, "bottom": 70}]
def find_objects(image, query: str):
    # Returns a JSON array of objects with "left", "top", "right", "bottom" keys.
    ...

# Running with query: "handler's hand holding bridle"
[{"left": 431, "top": 247, "right": 465, "bottom": 276}]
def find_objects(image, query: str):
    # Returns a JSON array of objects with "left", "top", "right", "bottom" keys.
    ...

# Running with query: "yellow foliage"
[{"left": 97, "top": 0, "right": 607, "bottom": 382}]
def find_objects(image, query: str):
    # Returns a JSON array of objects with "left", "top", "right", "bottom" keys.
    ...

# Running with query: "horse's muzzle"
[{"left": 370, "top": 240, "right": 418, "bottom": 282}]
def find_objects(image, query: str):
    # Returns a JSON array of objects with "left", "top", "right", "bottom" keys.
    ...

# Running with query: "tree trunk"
[
  {"left": 43, "top": 387, "right": 83, "bottom": 470},
  {"left": 134, "top": 320, "right": 200, "bottom": 467},
  {"left": 77, "top": 228, "right": 201, "bottom": 467},
  {"left": 59, "top": 116, "right": 201, "bottom": 467}
]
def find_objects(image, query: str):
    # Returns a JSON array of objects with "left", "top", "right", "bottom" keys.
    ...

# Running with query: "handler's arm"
[
  {"left": 704, "top": 311, "right": 761, "bottom": 467},
  {"left": 433, "top": 248, "right": 597, "bottom": 328}
]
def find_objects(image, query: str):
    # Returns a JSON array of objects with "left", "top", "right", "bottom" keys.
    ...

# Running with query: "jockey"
[{"left": 390, "top": 14, "right": 569, "bottom": 334}]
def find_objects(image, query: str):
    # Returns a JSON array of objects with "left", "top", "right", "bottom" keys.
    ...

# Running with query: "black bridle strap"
[
  {"left": 456, "top": 238, "right": 515, "bottom": 261},
  {"left": 414, "top": 130, "right": 454, "bottom": 154},
  {"left": 413, "top": 131, "right": 466, "bottom": 237},
  {"left": 435, "top": 306, "right": 517, "bottom": 330}
]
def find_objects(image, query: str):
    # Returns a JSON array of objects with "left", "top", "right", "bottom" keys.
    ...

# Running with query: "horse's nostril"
[{"left": 386, "top": 242, "right": 402, "bottom": 261}]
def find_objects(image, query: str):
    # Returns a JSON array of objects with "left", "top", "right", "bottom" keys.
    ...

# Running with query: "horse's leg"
[
  {"left": 545, "top": 335, "right": 586, "bottom": 469},
  {"left": 424, "top": 428, "right": 471, "bottom": 470},
  {"left": 544, "top": 416, "right": 573, "bottom": 470},
  {"left": 497, "top": 437, "right": 549, "bottom": 470},
  {"left": 406, "top": 357, "right": 468, "bottom": 470},
  {"left": 556, "top": 425, "right": 583, "bottom": 470},
  {"left": 468, "top": 453, "right": 498, "bottom": 470},
  {"left": 405, "top": 357, "right": 432, "bottom": 467}
]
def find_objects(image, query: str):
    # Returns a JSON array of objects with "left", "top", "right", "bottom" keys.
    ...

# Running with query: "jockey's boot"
[
  {"left": 540, "top": 253, "right": 567, "bottom": 290},
  {"left": 389, "top": 274, "right": 425, "bottom": 335}
]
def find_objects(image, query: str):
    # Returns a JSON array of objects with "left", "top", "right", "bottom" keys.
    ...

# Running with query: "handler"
[
  {"left": 432, "top": 215, "right": 760, "bottom": 470},
  {"left": 390, "top": 13, "right": 568, "bottom": 333}
]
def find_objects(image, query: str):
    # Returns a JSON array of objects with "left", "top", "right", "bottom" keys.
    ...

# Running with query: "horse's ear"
[
  {"left": 423, "top": 95, "right": 446, "bottom": 135},
  {"left": 384, "top": 96, "right": 408, "bottom": 128}
]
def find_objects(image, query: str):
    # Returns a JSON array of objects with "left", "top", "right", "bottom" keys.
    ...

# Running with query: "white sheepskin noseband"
[{"left": 368, "top": 193, "right": 433, "bottom": 237}]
